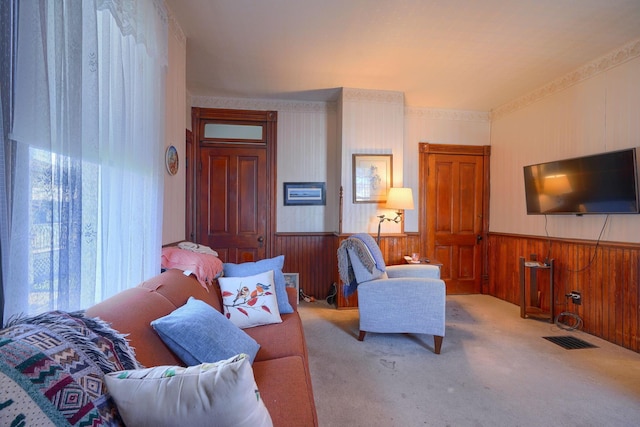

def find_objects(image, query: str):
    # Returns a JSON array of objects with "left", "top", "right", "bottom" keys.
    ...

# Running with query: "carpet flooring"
[{"left": 298, "top": 294, "right": 640, "bottom": 427}]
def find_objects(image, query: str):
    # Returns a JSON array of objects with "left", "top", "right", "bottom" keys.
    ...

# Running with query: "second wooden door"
[{"left": 420, "top": 144, "right": 490, "bottom": 294}]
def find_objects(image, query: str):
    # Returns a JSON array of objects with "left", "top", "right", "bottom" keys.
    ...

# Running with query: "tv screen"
[{"left": 523, "top": 148, "right": 640, "bottom": 215}]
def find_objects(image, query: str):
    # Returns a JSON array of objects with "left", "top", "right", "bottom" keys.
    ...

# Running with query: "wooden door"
[
  {"left": 190, "top": 108, "right": 277, "bottom": 263},
  {"left": 198, "top": 146, "right": 267, "bottom": 262},
  {"left": 419, "top": 144, "right": 490, "bottom": 294}
]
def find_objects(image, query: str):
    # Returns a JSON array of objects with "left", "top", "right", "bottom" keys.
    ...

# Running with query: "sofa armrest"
[
  {"left": 286, "top": 286, "right": 299, "bottom": 312},
  {"left": 386, "top": 264, "right": 440, "bottom": 279}
]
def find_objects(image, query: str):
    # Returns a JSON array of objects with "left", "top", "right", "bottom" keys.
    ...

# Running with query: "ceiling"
[{"left": 165, "top": 0, "right": 640, "bottom": 111}]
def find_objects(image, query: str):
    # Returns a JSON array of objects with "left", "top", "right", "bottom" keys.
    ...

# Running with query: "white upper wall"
[
  {"left": 163, "top": 14, "right": 640, "bottom": 243},
  {"left": 490, "top": 49, "right": 640, "bottom": 243},
  {"left": 403, "top": 108, "right": 491, "bottom": 231},
  {"left": 162, "top": 13, "right": 187, "bottom": 245},
  {"left": 191, "top": 96, "right": 340, "bottom": 234},
  {"left": 339, "top": 88, "right": 405, "bottom": 235}
]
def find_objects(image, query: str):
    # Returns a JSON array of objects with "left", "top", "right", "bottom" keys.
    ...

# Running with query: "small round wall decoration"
[{"left": 165, "top": 145, "right": 179, "bottom": 175}]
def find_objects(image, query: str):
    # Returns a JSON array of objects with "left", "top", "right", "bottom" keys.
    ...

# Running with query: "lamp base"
[{"left": 376, "top": 212, "right": 403, "bottom": 244}]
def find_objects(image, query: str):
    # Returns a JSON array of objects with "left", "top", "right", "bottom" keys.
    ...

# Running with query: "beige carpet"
[{"left": 298, "top": 295, "right": 640, "bottom": 427}]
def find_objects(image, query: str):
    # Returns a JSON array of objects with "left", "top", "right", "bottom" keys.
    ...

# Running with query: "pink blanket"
[{"left": 161, "top": 247, "right": 223, "bottom": 290}]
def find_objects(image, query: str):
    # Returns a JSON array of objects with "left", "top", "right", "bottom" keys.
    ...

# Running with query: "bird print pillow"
[{"left": 219, "top": 269, "right": 283, "bottom": 329}]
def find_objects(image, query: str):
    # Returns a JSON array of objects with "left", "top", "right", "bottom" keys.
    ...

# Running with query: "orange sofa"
[{"left": 86, "top": 268, "right": 318, "bottom": 426}]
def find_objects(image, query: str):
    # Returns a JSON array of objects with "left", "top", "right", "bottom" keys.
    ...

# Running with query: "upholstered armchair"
[{"left": 337, "top": 234, "right": 446, "bottom": 354}]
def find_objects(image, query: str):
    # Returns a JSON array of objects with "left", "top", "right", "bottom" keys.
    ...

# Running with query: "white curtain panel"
[{"left": 5, "top": 0, "right": 166, "bottom": 320}]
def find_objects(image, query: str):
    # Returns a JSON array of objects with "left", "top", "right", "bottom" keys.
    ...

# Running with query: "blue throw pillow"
[
  {"left": 151, "top": 297, "right": 260, "bottom": 364},
  {"left": 223, "top": 255, "right": 294, "bottom": 314}
]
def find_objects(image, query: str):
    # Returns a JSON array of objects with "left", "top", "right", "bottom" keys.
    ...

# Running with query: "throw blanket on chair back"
[{"left": 337, "top": 233, "right": 386, "bottom": 297}]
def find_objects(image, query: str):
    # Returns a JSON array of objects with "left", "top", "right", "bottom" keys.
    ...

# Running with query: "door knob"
[
  {"left": 476, "top": 235, "right": 483, "bottom": 244},
  {"left": 257, "top": 236, "right": 264, "bottom": 243}
]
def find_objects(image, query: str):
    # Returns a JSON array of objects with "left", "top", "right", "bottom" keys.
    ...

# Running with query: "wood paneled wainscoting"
[
  {"left": 273, "top": 232, "right": 421, "bottom": 308},
  {"left": 273, "top": 233, "right": 339, "bottom": 302},
  {"left": 488, "top": 232, "right": 640, "bottom": 353}
]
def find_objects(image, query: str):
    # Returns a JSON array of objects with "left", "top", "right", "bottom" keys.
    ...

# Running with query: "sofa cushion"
[
  {"left": 218, "top": 270, "right": 283, "bottom": 329},
  {"left": 138, "top": 268, "right": 223, "bottom": 312},
  {"left": 223, "top": 255, "right": 294, "bottom": 314},
  {"left": 87, "top": 269, "right": 228, "bottom": 368},
  {"left": 151, "top": 297, "right": 260, "bottom": 364},
  {"left": 105, "top": 354, "right": 273, "bottom": 427},
  {"left": 245, "top": 312, "right": 307, "bottom": 362},
  {"left": 252, "top": 356, "right": 317, "bottom": 427},
  {"left": 87, "top": 286, "right": 185, "bottom": 367}
]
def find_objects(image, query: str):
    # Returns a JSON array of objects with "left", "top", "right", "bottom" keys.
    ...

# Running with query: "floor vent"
[{"left": 543, "top": 335, "right": 597, "bottom": 350}]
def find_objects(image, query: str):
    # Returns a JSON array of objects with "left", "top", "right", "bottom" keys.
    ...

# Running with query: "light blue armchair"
[{"left": 337, "top": 234, "right": 446, "bottom": 354}]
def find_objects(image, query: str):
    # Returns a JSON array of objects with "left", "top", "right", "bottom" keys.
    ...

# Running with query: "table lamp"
[{"left": 377, "top": 187, "right": 414, "bottom": 244}]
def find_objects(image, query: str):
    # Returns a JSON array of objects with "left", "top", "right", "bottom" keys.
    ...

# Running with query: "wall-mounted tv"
[{"left": 523, "top": 148, "right": 640, "bottom": 215}]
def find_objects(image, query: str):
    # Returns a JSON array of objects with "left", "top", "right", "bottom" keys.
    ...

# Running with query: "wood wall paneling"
[
  {"left": 274, "top": 233, "right": 337, "bottom": 302},
  {"left": 488, "top": 232, "right": 640, "bottom": 353}
]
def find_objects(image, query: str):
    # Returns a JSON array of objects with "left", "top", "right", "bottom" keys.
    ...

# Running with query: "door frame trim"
[
  {"left": 189, "top": 107, "right": 278, "bottom": 258},
  {"left": 418, "top": 143, "right": 491, "bottom": 293}
]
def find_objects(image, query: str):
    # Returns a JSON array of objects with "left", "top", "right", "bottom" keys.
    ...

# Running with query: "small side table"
[
  {"left": 519, "top": 256, "right": 554, "bottom": 323},
  {"left": 403, "top": 256, "right": 443, "bottom": 268}
]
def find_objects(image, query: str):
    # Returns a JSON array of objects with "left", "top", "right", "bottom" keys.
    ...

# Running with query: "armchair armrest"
[
  {"left": 386, "top": 264, "right": 440, "bottom": 279},
  {"left": 358, "top": 277, "right": 445, "bottom": 300}
]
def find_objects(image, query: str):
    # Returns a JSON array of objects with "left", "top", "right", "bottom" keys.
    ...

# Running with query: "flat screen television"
[{"left": 523, "top": 148, "right": 640, "bottom": 215}]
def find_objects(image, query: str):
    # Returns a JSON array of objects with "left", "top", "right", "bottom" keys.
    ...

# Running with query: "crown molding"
[
  {"left": 164, "top": 1, "right": 186, "bottom": 46},
  {"left": 190, "top": 95, "right": 488, "bottom": 121},
  {"left": 405, "top": 107, "right": 490, "bottom": 122},
  {"left": 341, "top": 88, "right": 404, "bottom": 105},
  {"left": 492, "top": 38, "right": 640, "bottom": 121},
  {"left": 191, "top": 96, "right": 336, "bottom": 113}
]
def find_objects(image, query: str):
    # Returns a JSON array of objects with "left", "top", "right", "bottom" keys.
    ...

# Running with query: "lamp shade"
[{"left": 386, "top": 187, "right": 414, "bottom": 210}]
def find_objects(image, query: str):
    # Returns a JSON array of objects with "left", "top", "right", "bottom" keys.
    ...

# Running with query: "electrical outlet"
[{"left": 571, "top": 291, "right": 581, "bottom": 305}]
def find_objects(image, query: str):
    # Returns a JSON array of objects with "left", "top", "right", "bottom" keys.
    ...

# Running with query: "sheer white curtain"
[
  {"left": 4, "top": 0, "right": 166, "bottom": 321},
  {"left": 95, "top": 0, "right": 166, "bottom": 300}
]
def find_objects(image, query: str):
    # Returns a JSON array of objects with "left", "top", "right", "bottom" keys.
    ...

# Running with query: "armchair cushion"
[{"left": 386, "top": 264, "right": 440, "bottom": 279}]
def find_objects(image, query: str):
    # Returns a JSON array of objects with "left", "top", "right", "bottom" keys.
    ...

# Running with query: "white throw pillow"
[
  {"left": 218, "top": 270, "right": 282, "bottom": 328},
  {"left": 104, "top": 354, "right": 273, "bottom": 427}
]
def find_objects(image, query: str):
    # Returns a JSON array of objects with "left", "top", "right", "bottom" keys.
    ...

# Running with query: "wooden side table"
[
  {"left": 519, "top": 256, "right": 554, "bottom": 323},
  {"left": 403, "top": 256, "right": 443, "bottom": 269}
]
